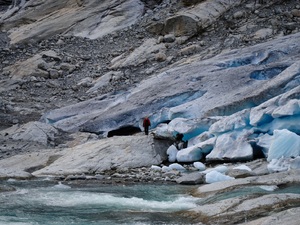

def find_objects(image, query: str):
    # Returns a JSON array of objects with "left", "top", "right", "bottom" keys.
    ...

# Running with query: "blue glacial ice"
[{"left": 159, "top": 85, "right": 300, "bottom": 171}]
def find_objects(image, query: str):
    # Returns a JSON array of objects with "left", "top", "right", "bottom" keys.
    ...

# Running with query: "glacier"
[{"left": 40, "top": 32, "right": 300, "bottom": 171}]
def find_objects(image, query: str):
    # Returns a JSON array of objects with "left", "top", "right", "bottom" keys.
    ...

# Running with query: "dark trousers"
[{"left": 144, "top": 126, "right": 149, "bottom": 135}]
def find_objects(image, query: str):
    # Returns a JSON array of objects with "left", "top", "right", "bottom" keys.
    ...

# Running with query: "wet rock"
[
  {"left": 188, "top": 193, "right": 300, "bottom": 225},
  {"left": 195, "top": 169, "right": 300, "bottom": 198},
  {"left": 242, "top": 207, "right": 300, "bottom": 225},
  {"left": 176, "top": 172, "right": 205, "bottom": 184}
]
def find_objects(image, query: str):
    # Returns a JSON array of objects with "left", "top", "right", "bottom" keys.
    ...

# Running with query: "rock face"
[{"left": 0, "top": 0, "right": 144, "bottom": 44}]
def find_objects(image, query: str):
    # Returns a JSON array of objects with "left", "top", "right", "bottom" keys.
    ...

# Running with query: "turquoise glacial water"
[
  {"left": 0, "top": 179, "right": 199, "bottom": 225},
  {"left": 1, "top": 179, "right": 299, "bottom": 225}
]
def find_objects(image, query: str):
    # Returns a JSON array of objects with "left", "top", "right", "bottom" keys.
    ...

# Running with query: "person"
[
  {"left": 143, "top": 117, "right": 151, "bottom": 135},
  {"left": 174, "top": 133, "right": 184, "bottom": 149},
  {"left": 174, "top": 133, "right": 187, "bottom": 150}
]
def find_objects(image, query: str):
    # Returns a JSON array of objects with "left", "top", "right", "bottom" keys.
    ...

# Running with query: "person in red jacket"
[{"left": 143, "top": 117, "right": 151, "bottom": 135}]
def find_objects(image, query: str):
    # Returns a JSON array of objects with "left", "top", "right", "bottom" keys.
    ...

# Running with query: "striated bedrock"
[{"left": 0, "top": 0, "right": 144, "bottom": 44}]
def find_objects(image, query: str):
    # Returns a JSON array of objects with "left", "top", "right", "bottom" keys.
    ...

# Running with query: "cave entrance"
[{"left": 107, "top": 126, "right": 141, "bottom": 137}]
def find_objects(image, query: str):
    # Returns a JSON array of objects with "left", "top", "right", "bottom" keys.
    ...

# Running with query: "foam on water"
[
  {"left": 52, "top": 181, "right": 71, "bottom": 189},
  {"left": 27, "top": 188, "right": 198, "bottom": 212},
  {"left": 0, "top": 180, "right": 202, "bottom": 224},
  {"left": 259, "top": 185, "right": 278, "bottom": 192}
]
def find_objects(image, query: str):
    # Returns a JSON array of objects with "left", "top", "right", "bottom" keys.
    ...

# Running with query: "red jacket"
[{"left": 143, "top": 118, "right": 151, "bottom": 127}]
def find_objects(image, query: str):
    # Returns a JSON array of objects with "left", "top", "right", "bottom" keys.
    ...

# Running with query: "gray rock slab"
[
  {"left": 188, "top": 193, "right": 300, "bottom": 225},
  {"left": 0, "top": 134, "right": 169, "bottom": 178},
  {"left": 33, "top": 135, "right": 168, "bottom": 176},
  {"left": 240, "top": 207, "right": 300, "bottom": 225},
  {"left": 195, "top": 169, "right": 300, "bottom": 197},
  {"left": 0, "top": 150, "right": 65, "bottom": 179}
]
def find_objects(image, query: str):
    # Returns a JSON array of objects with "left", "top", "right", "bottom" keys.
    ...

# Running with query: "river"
[
  {"left": 0, "top": 179, "right": 199, "bottom": 225},
  {"left": 1, "top": 178, "right": 300, "bottom": 225}
]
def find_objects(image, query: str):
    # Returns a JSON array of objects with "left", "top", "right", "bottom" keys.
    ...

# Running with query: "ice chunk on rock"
[
  {"left": 151, "top": 165, "right": 162, "bottom": 171},
  {"left": 267, "top": 129, "right": 300, "bottom": 161},
  {"left": 205, "top": 170, "right": 235, "bottom": 184},
  {"left": 272, "top": 99, "right": 300, "bottom": 118},
  {"left": 268, "top": 158, "right": 290, "bottom": 173},
  {"left": 193, "top": 162, "right": 206, "bottom": 171},
  {"left": 206, "top": 130, "right": 253, "bottom": 161},
  {"left": 169, "top": 163, "right": 186, "bottom": 171},
  {"left": 167, "top": 145, "right": 178, "bottom": 163},
  {"left": 290, "top": 156, "right": 300, "bottom": 169},
  {"left": 256, "top": 133, "right": 274, "bottom": 157},
  {"left": 233, "top": 165, "right": 252, "bottom": 172},
  {"left": 176, "top": 145, "right": 203, "bottom": 162}
]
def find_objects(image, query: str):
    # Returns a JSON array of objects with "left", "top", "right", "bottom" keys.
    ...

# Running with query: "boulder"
[
  {"left": 152, "top": 0, "right": 242, "bottom": 37},
  {"left": 176, "top": 172, "right": 205, "bottom": 185}
]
